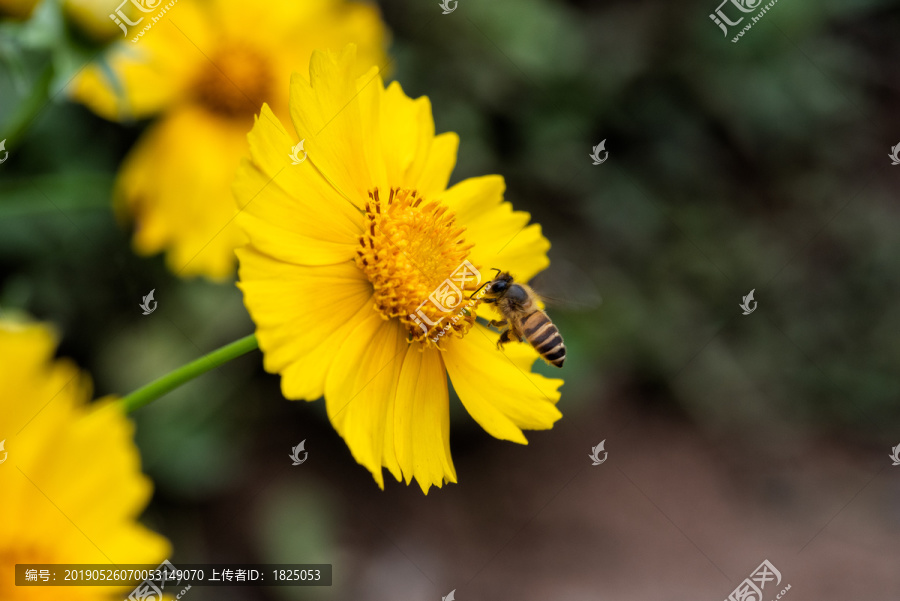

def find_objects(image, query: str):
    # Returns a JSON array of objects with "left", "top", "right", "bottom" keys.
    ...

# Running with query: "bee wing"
[
  {"left": 528, "top": 290, "right": 557, "bottom": 311},
  {"left": 527, "top": 258, "right": 603, "bottom": 312}
]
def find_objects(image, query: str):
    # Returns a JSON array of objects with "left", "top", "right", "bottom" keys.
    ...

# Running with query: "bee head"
[
  {"left": 486, "top": 270, "right": 514, "bottom": 295},
  {"left": 471, "top": 269, "right": 513, "bottom": 299}
]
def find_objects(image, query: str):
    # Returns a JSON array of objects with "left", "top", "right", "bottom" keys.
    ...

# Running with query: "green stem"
[{"left": 121, "top": 334, "right": 259, "bottom": 413}]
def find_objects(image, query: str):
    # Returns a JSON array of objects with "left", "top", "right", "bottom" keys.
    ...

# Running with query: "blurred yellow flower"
[
  {"left": 69, "top": 0, "right": 388, "bottom": 279},
  {"left": 0, "top": 320, "right": 170, "bottom": 600},
  {"left": 235, "top": 45, "right": 563, "bottom": 494}
]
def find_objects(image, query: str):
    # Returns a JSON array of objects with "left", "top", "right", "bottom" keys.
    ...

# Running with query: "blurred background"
[{"left": 2, "top": 0, "right": 900, "bottom": 599}]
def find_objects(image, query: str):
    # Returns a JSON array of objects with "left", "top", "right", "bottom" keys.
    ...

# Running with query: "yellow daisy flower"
[
  {"left": 69, "top": 0, "right": 388, "bottom": 279},
  {"left": 235, "top": 45, "right": 564, "bottom": 494},
  {"left": 0, "top": 320, "right": 170, "bottom": 600}
]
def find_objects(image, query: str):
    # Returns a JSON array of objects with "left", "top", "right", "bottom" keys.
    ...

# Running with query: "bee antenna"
[
  {"left": 469, "top": 268, "right": 504, "bottom": 299},
  {"left": 470, "top": 281, "right": 490, "bottom": 299}
]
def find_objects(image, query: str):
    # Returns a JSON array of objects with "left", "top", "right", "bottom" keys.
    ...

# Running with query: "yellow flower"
[
  {"left": 235, "top": 45, "right": 564, "bottom": 494},
  {"left": 0, "top": 320, "right": 170, "bottom": 600},
  {"left": 69, "top": 0, "right": 388, "bottom": 279}
]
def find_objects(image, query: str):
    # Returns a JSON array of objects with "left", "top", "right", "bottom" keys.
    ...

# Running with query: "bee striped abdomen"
[{"left": 522, "top": 311, "right": 566, "bottom": 367}]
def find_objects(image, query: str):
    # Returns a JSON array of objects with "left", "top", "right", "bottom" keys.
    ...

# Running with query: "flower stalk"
[{"left": 121, "top": 333, "right": 258, "bottom": 413}]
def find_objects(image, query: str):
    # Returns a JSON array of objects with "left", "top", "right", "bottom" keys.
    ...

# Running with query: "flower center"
[
  {"left": 355, "top": 188, "right": 481, "bottom": 347},
  {"left": 192, "top": 44, "right": 273, "bottom": 118}
]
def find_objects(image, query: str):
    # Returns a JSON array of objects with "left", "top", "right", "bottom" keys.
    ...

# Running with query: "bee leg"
[
  {"left": 489, "top": 319, "right": 507, "bottom": 329},
  {"left": 497, "top": 329, "right": 512, "bottom": 350}
]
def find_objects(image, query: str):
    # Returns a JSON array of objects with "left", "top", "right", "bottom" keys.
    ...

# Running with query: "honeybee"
[{"left": 475, "top": 270, "right": 566, "bottom": 367}]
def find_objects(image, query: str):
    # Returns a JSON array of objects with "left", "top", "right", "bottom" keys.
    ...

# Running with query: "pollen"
[
  {"left": 355, "top": 188, "right": 481, "bottom": 347},
  {"left": 191, "top": 44, "right": 273, "bottom": 119}
]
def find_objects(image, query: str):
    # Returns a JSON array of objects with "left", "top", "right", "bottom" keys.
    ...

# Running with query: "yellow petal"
[
  {"left": 289, "top": 46, "right": 389, "bottom": 205},
  {"left": 116, "top": 105, "right": 250, "bottom": 279},
  {"left": 0, "top": 323, "right": 84, "bottom": 452},
  {"left": 443, "top": 323, "right": 563, "bottom": 443},
  {"left": 236, "top": 246, "right": 374, "bottom": 401},
  {"left": 393, "top": 345, "right": 457, "bottom": 494},
  {"left": 235, "top": 104, "right": 364, "bottom": 266},
  {"left": 442, "top": 174, "right": 551, "bottom": 282},
  {"left": 323, "top": 313, "right": 409, "bottom": 488},
  {"left": 378, "top": 82, "right": 433, "bottom": 184},
  {"left": 0, "top": 320, "right": 170, "bottom": 586},
  {"left": 416, "top": 131, "right": 459, "bottom": 197}
]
